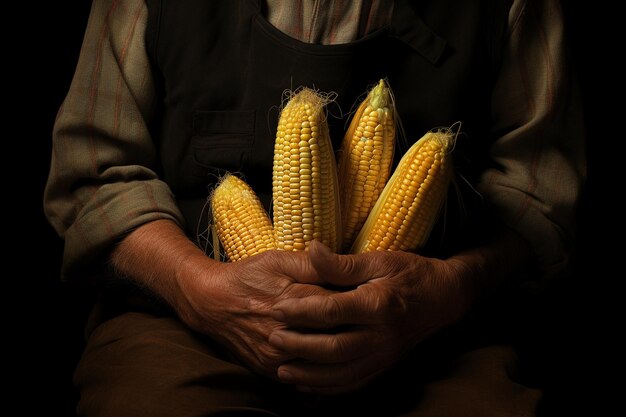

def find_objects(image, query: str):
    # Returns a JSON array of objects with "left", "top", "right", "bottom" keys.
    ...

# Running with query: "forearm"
[
  {"left": 110, "top": 219, "right": 214, "bottom": 312},
  {"left": 449, "top": 227, "right": 532, "bottom": 310}
]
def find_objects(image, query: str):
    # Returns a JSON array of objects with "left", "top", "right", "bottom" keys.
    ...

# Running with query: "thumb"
[{"left": 308, "top": 240, "right": 373, "bottom": 287}]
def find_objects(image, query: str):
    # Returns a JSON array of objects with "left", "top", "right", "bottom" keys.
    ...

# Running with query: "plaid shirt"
[{"left": 44, "top": 0, "right": 585, "bottom": 280}]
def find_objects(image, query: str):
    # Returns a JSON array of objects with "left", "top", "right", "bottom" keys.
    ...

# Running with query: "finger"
[
  {"left": 266, "top": 250, "right": 323, "bottom": 285},
  {"left": 273, "top": 290, "right": 379, "bottom": 327},
  {"left": 309, "top": 240, "right": 383, "bottom": 287},
  {"left": 268, "top": 329, "right": 372, "bottom": 363},
  {"left": 276, "top": 354, "right": 387, "bottom": 387}
]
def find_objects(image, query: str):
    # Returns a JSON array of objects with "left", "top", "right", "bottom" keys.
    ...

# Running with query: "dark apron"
[{"left": 145, "top": 0, "right": 512, "bottom": 256}]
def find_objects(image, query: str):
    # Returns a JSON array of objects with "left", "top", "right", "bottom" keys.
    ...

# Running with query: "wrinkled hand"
[
  {"left": 269, "top": 241, "right": 470, "bottom": 394},
  {"left": 175, "top": 250, "right": 334, "bottom": 380}
]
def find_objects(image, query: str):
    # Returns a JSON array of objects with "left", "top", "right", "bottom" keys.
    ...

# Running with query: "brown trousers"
[{"left": 74, "top": 310, "right": 541, "bottom": 417}]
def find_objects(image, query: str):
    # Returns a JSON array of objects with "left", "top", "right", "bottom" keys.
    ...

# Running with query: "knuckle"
[
  {"left": 370, "top": 290, "right": 390, "bottom": 315},
  {"left": 322, "top": 296, "right": 343, "bottom": 326},
  {"left": 330, "top": 337, "right": 349, "bottom": 359},
  {"left": 258, "top": 345, "right": 287, "bottom": 370},
  {"left": 257, "top": 249, "right": 284, "bottom": 267},
  {"left": 338, "top": 255, "right": 358, "bottom": 277},
  {"left": 373, "top": 289, "right": 405, "bottom": 321}
]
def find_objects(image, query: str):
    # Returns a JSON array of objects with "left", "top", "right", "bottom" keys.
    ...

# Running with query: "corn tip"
[{"left": 369, "top": 79, "right": 390, "bottom": 110}]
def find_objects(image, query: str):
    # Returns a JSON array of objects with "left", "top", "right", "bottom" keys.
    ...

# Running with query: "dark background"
[{"left": 14, "top": 1, "right": 604, "bottom": 415}]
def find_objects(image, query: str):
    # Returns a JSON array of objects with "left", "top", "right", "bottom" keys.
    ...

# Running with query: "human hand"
[
  {"left": 269, "top": 241, "right": 471, "bottom": 394},
  {"left": 174, "top": 250, "right": 335, "bottom": 380}
]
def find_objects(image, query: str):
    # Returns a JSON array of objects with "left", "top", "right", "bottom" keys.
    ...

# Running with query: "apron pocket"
[{"left": 191, "top": 110, "right": 256, "bottom": 176}]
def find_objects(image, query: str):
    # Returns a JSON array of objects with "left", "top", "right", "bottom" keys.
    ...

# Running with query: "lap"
[
  {"left": 75, "top": 311, "right": 541, "bottom": 417},
  {"left": 75, "top": 311, "right": 286, "bottom": 417}
]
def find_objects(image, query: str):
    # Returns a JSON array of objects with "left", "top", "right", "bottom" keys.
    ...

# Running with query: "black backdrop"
[
  {"left": 16, "top": 2, "right": 96, "bottom": 414},
  {"left": 13, "top": 1, "right": 604, "bottom": 415}
]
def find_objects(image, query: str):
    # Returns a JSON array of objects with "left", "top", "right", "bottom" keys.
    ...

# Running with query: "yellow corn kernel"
[
  {"left": 211, "top": 174, "right": 276, "bottom": 262},
  {"left": 351, "top": 129, "right": 454, "bottom": 253},
  {"left": 337, "top": 79, "right": 395, "bottom": 252},
  {"left": 272, "top": 88, "right": 341, "bottom": 252}
]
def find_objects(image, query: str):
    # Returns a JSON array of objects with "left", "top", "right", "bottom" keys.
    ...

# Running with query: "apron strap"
[{"left": 390, "top": 0, "right": 447, "bottom": 65}]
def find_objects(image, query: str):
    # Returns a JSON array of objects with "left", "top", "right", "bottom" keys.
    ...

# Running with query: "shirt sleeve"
[
  {"left": 478, "top": 0, "right": 586, "bottom": 278},
  {"left": 44, "top": 0, "right": 185, "bottom": 282}
]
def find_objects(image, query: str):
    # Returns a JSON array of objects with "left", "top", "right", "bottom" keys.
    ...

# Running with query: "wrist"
[
  {"left": 446, "top": 226, "right": 532, "bottom": 309},
  {"left": 444, "top": 255, "right": 485, "bottom": 314},
  {"left": 172, "top": 248, "right": 236, "bottom": 328}
]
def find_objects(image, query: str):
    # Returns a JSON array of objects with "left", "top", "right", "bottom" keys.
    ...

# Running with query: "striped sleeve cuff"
[
  {"left": 61, "top": 179, "right": 185, "bottom": 282},
  {"left": 478, "top": 181, "right": 574, "bottom": 280}
]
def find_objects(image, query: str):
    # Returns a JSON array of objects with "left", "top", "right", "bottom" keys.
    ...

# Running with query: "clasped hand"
[{"left": 177, "top": 240, "right": 469, "bottom": 394}]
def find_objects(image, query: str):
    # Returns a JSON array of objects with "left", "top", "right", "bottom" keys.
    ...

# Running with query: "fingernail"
[
  {"left": 278, "top": 368, "right": 293, "bottom": 382},
  {"left": 269, "top": 333, "right": 284, "bottom": 347},
  {"left": 271, "top": 308, "right": 286, "bottom": 321},
  {"left": 313, "top": 240, "right": 331, "bottom": 255}
]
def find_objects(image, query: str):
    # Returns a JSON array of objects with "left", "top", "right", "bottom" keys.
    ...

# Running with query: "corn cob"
[
  {"left": 337, "top": 79, "right": 395, "bottom": 252},
  {"left": 211, "top": 174, "right": 276, "bottom": 261},
  {"left": 351, "top": 129, "right": 454, "bottom": 253},
  {"left": 272, "top": 88, "right": 341, "bottom": 252}
]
